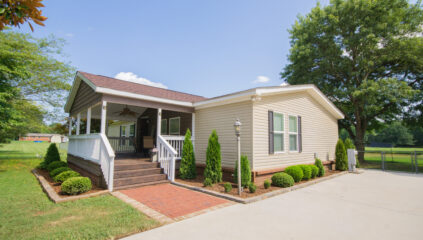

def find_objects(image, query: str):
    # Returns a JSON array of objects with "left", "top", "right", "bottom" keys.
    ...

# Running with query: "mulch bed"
[
  {"left": 176, "top": 170, "right": 341, "bottom": 199},
  {"left": 36, "top": 169, "right": 105, "bottom": 197}
]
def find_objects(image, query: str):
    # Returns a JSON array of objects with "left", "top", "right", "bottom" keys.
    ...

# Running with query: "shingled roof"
[{"left": 79, "top": 71, "right": 207, "bottom": 103}]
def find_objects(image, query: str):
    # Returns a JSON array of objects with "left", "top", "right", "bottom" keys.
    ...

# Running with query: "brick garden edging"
[
  {"left": 172, "top": 171, "right": 348, "bottom": 204},
  {"left": 32, "top": 169, "right": 109, "bottom": 203}
]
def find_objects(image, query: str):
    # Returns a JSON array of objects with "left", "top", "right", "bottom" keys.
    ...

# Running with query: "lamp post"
[{"left": 234, "top": 119, "right": 242, "bottom": 196}]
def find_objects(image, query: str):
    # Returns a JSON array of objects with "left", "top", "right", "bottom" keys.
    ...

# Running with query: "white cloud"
[
  {"left": 253, "top": 76, "right": 270, "bottom": 84},
  {"left": 114, "top": 72, "right": 168, "bottom": 89},
  {"left": 280, "top": 82, "right": 290, "bottom": 86}
]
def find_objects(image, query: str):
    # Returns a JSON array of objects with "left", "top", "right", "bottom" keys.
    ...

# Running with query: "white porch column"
[
  {"left": 157, "top": 108, "right": 162, "bottom": 145},
  {"left": 76, "top": 113, "right": 81, "bottom": 135},
  {"left": 86, "top": 107, "right": 91, "bottom": 134},
  {"left": 68, "top": 116, "right": 72, "bottom": 136},
  {"left": 192, "top": 112, "right": 195, "bottom": 148},
  {"left": 101, "top": 101, "right": 107, "bottom": 135}
]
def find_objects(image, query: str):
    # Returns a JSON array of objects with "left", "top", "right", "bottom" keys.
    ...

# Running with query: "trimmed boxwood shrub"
[
  {"left": 47, "top": 161, "right": 67, "bottom": 172},
  {"left": 284, "top": 165, "right": 303, "bottom": 182},
  {"left": 264, "top": 180, "right": 271, "bottom": 189},
  {"left": 223, "top": 182, "right": 232, "bottom": 193},
  {"left": 203, "top": 178, "right": 213, "bottom": 187},
  {"left": 61, "top": 177, "right": 92, "bottom": 195},
  {"left": 335, "top": 139, "right": 348, "bottom": 171},
  {"left": 50, "top": 167, "right": 72, "bottom": 177},
  {"left": 204, "top": 130, "right": 222, "bottom": 183},
  {"left": 315, "top": 158, "right": 325, "bottom": 177},
  {"left": 271, "top": 172, "right": 294, "bottom": 188},
  {"left": 299, "top": 165, "right": 312, "bottom": 180},
  {"left": 310, "top": 165, "right": 319, "bottom": 178},
  {"left": 248, "top": 183, "right": 257, "bottom": 193},
  {"left": 179, "top": 129, "right": 197, "bottom": 179},
  {"left": 53, "top": 170, "right": 80, "bottom": 183},
  {"left": 234, "top": 155, "right": 251, "bottom": 187}
]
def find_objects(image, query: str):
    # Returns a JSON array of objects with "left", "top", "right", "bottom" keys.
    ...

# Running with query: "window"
[
  {"left": 129, "top": 124, "right": 135, "bottom": 137},
  {"left": 169, "top": 117, "right": 180, "bottom": 135},
  {"left": 120, "top": 126, "right": 126, "bottom": 145},
  {"left": 273, "top": 113, "right": 284, "bottom": 152},
  {"left": 161, "top": 119, "right": 168, "bottom": 135},
  {"left": 289, "top": 115, "right": 298, "bottom": 151}
]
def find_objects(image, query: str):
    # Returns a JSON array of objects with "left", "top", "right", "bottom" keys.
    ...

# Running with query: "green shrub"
[
  {"left": 315, "top": 158, "right": 325, "bottom": 177},
  {"left": 53, "top": 170, "right": 80, "bottom": 183},
  {"left": 179, "top": 129, "right": 197, "bottom": 179},
  {"left": 264, "top": 180, "right": 271, "bottom": 189},
  {"left": 47, "top": 161, "right": 67, "bottom": 172},
  {"left": 284, "top": 165, "right": 303, "bottom": 182},
  {"left": 344, "top": 138, "right": 359, "bottom": 168},
  {"left": 50, "top": 167, "right": 72, "bottom": 177},
  {"left": 37, "top": 161, "right": 48, "bottom": 170},
  {"left": 271, "top": 172, "right": 294, "bottom": 188},
  {"left": 61, "top": 177, "right": 92, "bottom": 195},
  {"left": 233, "top": 155, "right": 251, "bottom": 187},
  {"left": 204, "top": 130, "right": 222, "bottom": 183},
  {"left": 44, "top": 143, "right": 61, "bottom": 166},
  {"left": 299, "top": 165, "right": 312, "bottom": 180},
  {"left": 203, "top": 178, "right": 213, "bottom": 187},
  {"left": 223, "top": 182, "right": 232, "bottom": 193},
  {"left": 310, "top": 165, "right": 319, "bottom": 178},
  {"left": 335, "top": 139, "right": 348, "bottom": 171},
  {"left": 248, "top": 183, "right": 257, "bottom": 193}
]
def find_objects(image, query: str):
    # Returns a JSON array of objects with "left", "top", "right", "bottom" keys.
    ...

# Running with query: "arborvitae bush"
[
  {"left": 310, "top": 165, "right": 319, "bottom": 178},
  {"left": 204, "top": 130, "right": 222, "bottom": 183},
  {"left": 234, "top": 155, "right": 251, "bottom": 187},
  {"left": 315, "top": 158, "right": 325, "bottom": 177},
  {"left": 46, "top": 161, "right": 67, "bottom": 172},
  {"left": 335, "top": 139, "right": 348, "bottom": 171},
  {"left": 40, "top": 143, "right": 61, "bottom": 169},
  {"left": 264, "top": 180, "right": 271, "bottom": 189},
  {"left": 299, "top": 165, "right": 312, "bottom": 180},
  {"left": 179, "top": 129, "right": 197, "bottom": 179},
  {"left": 284, "top": 165, "right": 303, "bottom": 182},
  {"left": 224, "top": 182, "right": 232, "bottom": 193},
  {"left": 271, "top": 172, "right": 294, "bottom": 188},
  {"left": 344, "top": 138, "right": 359, "bottom": 168}
]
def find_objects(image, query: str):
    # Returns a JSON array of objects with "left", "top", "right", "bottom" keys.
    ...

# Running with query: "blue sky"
[{"left": 17, "top": 0, "right": 329, "bottom": 98}]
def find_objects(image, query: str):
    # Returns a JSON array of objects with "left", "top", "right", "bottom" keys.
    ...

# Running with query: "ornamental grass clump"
[
  {"left": 224, "top": 182, "right": 232, "bottom": 193},
  {"left": 179, "top": 129, "right": 197, "bottom": 179},
  {"left": 204, "top": 130, "right": 222, "bottom": 183},
  {"left": 248, "top": 183, "right": 257, "bottom": 193},
  {"left": 315, "top": 158, "right": 325, "bottom": 177},
  {"left": 46, "top": 161, "right": 67, "bottom": 172},
  {"left": 299, "top": 165, "right": 312, "bottom": 180},
  {"left": 203, "top": 178, "right": 213, "bottom": 187},
  {"left": 50, "top": 167, "right": 72, "bottom": 177},
  {"left": 233, "top": 155, "right": 251, "bottom": 187},
  {"left": 284, "top": 165, "right": 303, "bottom": 182},
  {"left": 53, "top": 170, "right": 80, "bottom": 183},
  {"left": 310, "top": 165, "right": 319, "bottom": 178},
  {"left": 264, "top": 180, "right": 271, "bottom": 189},
  {"left": 271, "top": 172, "right": 294, "bottom": 188},
  {"left": 335, "top": 139, "right": 348, "bottom": 171},
  {"left": 61, "top": 177, "right": 92, "bottom": 195}
]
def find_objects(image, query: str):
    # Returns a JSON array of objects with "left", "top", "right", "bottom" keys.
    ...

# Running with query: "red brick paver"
[{"left": 120, "top": 184, "right": 228, "bottom": 218}]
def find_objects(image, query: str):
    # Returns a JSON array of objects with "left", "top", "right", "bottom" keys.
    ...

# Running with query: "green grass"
[
  {"left": 365, "top": 146, "right": 423, "bottom": 152},
  {"left": 0, "top": 141, "right": 159, "bottom": 240},
  {"left": 360, "top": 149, "right": 423, "bottom": 173}
]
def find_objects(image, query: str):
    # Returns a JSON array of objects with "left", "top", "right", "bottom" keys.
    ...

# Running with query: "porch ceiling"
[{"left": 80, "top": 103, "right": 147, "bottom": 121}]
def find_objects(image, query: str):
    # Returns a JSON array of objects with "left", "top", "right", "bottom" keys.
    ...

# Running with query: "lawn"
[
  {"left": 361, "top": 147, "right": 423, "bottom": 173},
  {"left": 0, "top": 141, "right": 159, "bottom": 240}
]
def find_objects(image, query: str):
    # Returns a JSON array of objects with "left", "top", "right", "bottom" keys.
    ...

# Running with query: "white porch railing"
[
  {"left": 157, "top": 135, "right": 177, "bottom": 182},
  {"left": 162, "top": 135, "right": 194, "bottom": 159},
  {"left": 68, "top": 133, "right": 115, "bottom": 191}
]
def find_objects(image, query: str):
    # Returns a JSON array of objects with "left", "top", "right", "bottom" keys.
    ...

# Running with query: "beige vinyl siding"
[
  {"left": 253, "top": 92, "right": 339, "bottom": 171},
  {"left": 194, "top": 101, "right": 252, "bottom": 169}
]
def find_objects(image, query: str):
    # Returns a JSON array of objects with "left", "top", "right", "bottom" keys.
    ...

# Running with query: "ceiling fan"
[{"left": 113, "top": 105, "right": 138, "bottom": 117}]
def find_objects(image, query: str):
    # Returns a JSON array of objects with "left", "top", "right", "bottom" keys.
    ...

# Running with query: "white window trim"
[
  {"left": 288, "top": 115, "right": 299, "bottom": 153},
  {"left": 273, "top": 112, "right": 285, "bottom": 154},
  {"left": 169, "top": 117, "right": 181, "bottom": 135},
  {"left": 161, "top": 119, "right": 168, "bottom": 135}
]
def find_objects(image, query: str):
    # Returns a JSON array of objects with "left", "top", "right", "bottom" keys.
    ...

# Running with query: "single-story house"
[
  {"left": 20, "top": 133, "right": 64, "bottom": 143},
  {"left": 65, "top": 71, "right": 344, "bottom": 191}
]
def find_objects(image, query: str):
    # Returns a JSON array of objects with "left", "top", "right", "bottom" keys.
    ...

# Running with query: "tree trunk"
[{"left": 354, "top": 111, "right": 367, "bottom": 164}]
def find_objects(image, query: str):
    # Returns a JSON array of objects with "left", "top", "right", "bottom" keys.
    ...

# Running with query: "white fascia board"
[
  {"left": 95, "top": 87, "right": 194, "bottom": 107},
  {"left": 193, "top": 89, "right": 257, "bottom": 109}
]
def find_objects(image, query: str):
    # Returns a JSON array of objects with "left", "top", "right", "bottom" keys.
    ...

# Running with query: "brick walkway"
[{"left": 120, "top": 183, "right": 229, "bottom": 219}]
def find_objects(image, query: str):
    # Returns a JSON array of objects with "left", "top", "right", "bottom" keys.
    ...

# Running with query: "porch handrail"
[
  {"left": 68, "top": 133, "right": 115, "bottom": 191},
  {"left": 157, "top": 135, "right": 177, "bottom": 182},
  {"left": 162, "top": 135, "right": 194, "bottom": 159}
]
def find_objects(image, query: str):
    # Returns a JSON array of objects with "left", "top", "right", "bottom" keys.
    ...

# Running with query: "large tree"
[
  {"left": 282, "top": 0, "right": 423, "bottom": 162},
  {"left": 368, "top": 121, "right": 414, "bottom": 146},
  {"left": 0, "top": 0, "right": 47, "bottom": 31}
]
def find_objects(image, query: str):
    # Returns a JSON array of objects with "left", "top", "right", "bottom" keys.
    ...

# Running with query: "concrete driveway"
[{"left": 124, "top": 170, "right": 423, "bottom": 240}]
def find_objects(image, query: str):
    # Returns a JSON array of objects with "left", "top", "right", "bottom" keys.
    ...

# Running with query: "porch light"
[{"left": 234, "top": 118, "right": 242, "bottom": 195}]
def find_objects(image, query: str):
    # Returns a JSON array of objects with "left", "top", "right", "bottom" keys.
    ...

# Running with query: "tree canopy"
[
  {"left": 368, "top": 121, "right": 415, "bottom": 146},
  {"left": 281, "top": 0, "right": 423, "bottom": 161},
  {"left": 0, "top": 0, "right": 47, "bottom": 31}
]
